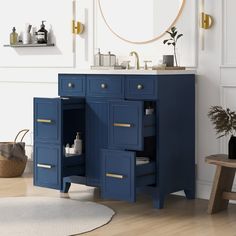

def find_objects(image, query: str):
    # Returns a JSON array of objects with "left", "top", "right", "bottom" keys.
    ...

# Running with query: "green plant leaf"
[
  {"left": 163, "top": 39, "right": 169, "bottom": 44},
  {"left": 208, "top": 105, "right": 236, "bottom": 138},
  {"left": 166, "top": 31, "right": 173, "bottom": 37},
  {"left": 172, "top": 31, "right": 177, "bottom": 38},
  {"left": 167, "top": 42, "right": 172, "bottom": 45},
  {"left": 171, "top": 26, "right": 176, "bottom": 33},
  {"left": 176, "top": 34, "right": 183, "bottom": 40}
]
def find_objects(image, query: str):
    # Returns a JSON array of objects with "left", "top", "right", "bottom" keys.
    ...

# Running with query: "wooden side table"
[{"left": 206, "top": 154, "right": 236, "bottom": 214}]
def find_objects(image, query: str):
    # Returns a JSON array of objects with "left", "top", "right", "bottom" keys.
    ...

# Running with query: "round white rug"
[{"left": 0, "top": 197, "right": 115, "bottom": 236}]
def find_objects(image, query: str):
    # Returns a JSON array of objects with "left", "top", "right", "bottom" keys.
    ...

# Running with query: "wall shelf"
[{"left": 3, "top": 43, "right": 55, "bottom": 48}]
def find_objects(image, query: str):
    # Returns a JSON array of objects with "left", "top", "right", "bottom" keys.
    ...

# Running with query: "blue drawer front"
[
  {"left": 125, "top": 75, "right": 157, "bottom": 100},
  {"left": 58, "top": 74, "right": 86, "bottom": 97},
  {"left": 34, "top": 144, "right": 61, "bottom": 190},
  {"left": 108, "top": 100, "right": 143, "bottom": 150},
  {"left": 101, "top": 149, "right": 135, "bottom": 202},
  {"left": 34, "top": 98, "right": 61, "bottom": 143},
  {"left": 87, "top": 75, "right": 124, "bottom": 98}
]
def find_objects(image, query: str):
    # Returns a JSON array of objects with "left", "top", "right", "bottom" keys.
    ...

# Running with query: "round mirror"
[{"left": 98, "top": 0, "right": 185, "bottom": 44}]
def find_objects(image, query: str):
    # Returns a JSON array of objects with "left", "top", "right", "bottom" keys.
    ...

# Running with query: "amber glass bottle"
[{"left": 10, "top": 27, "right": 18, "bottom": 45}]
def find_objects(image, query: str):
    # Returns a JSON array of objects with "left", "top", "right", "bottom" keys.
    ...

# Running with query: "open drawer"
[
  {"left": 108, "top": 100, "right": 155, "bottom": 151},
  {"left": 101, "top": 149, "right": 156, "bottom": 202}
]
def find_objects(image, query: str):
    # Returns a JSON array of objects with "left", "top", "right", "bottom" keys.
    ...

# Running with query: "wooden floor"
[{"left": 0, "top": 174, "right": 236, "bottom": 236}]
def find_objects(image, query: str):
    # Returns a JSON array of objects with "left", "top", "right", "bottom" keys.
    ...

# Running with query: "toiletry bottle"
[
  {"left": 65, "top": 143, "right": 70, "bottom": 155},
  {"left": 22, "top": 24, "right": 32, "bottom": 44},
  {"left": 10, "top": 27, "right": 18, "bottom": 45},
  {"left": 94, "top": 48, "right": 102, "bottom": 66},
  {"left": 32, "top": 27, "right": 37, "bottom": 44},
  {"left": 36, "top": 21, "right": 48, "bottom": 44},
  {"left": 74, "top": 132, "right": 82, "bottom": 155},
  {"left": 145, "top": 102, "right": 154, "bottom": 115}
]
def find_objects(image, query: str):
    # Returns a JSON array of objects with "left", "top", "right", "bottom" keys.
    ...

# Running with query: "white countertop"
[{"left": 59, "top": 69, "right": 196, "bottom": 75}]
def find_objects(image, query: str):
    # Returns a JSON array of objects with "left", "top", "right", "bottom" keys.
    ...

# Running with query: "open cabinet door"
[{"left": 0, "top": 0, "right": 75, "bottom": 68}]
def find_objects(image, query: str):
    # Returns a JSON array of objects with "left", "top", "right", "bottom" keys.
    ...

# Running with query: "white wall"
[
  {"left": 0, "top": 0, "right": 234, "bottom": 199},
  {"left": 95, "top": 0, "right": 197, "bottom": 67}
]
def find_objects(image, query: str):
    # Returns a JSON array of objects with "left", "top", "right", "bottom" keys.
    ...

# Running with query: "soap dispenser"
[
  {"left": 36, "top": 21, "right": 48, "bottom": 44},
  {"left": 74, "top": 132, "right": 82, "bottom": 155},
  {"left": 10, "top": 27, "right": 18, "bottom": 45}
]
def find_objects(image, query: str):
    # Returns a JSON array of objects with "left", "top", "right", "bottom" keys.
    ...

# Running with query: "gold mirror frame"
[{"left": 98, "top": 0, "right": 186, "bottom": 44}]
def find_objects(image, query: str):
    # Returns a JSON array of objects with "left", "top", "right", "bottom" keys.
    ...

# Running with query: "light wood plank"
[
  {"left": 206, "top": 154, "right": 236, "bottom": 168},
  {"left": 223, "top": 191, "right": 236, "bottom": 201}
]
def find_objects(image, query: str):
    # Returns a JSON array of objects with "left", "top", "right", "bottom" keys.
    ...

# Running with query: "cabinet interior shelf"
[{"left": 3, "top": 43, "right": 55, "bottom": 48}]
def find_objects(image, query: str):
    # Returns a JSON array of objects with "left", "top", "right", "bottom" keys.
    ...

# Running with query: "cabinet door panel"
[
  {"left": 86, "top": 99, "right": 109, "bottom": 186},
  {"left": 101, "top": 149, "right": 135, "bottom": 202},
  {"left": 108, "top": 100, "right": 143, "bottom": 150},
  {"left": 34, "top": 144, "right": 61, "bottom": 190},
  {"left": 34, "top": 98, "right": 61, "bottom": 143}
]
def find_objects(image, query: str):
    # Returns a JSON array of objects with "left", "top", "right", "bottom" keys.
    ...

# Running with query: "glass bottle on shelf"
[
  {"left": 36, "top": 21, "right": 48, "bottom": 44},
  {"left": 10, "top": 27, "right": 18, "bottom": 45}
]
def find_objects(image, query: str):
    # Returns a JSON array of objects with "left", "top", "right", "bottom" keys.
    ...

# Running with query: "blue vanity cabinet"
[{"left": 34, "top": 72, "right": 195, "bottom": 209}]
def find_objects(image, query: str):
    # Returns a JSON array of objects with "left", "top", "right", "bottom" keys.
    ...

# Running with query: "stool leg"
[{"left": 208, "top": 166, "right": 235, "bottom": 214}]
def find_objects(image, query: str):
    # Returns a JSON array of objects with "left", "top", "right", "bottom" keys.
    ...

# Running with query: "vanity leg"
[
  {"left": 184, "top": 188, "right": 195, "bottom": 200},
  {"left": 153, "top": 190, "right": 165, "bottom": 209},
  {"left": 61, "top": 181, "right": 71, "bottom": 193}
]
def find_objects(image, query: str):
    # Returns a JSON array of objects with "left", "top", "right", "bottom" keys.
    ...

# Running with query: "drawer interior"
[
  {"left": 62, "top": 101, "right": 86, "bottom": 177},
  {"left": 62, "top": 103, "right": 85, "bottom": 153}
]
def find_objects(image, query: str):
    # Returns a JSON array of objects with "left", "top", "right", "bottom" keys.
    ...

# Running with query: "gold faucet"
[{"left": 129, "top": 51, "right": 140, "bottom": 70}]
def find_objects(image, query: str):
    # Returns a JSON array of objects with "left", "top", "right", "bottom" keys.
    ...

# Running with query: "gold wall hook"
[
  {"left": 200, "top": 12, "right": 213, "bottom": 29},
  {"left": 72, "top": 20, "right": 84, "bottom": 35}
]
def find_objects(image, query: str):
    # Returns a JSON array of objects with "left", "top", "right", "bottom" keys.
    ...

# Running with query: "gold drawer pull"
[
  {"left": 113, "top": 123, "right": 132, "bottom": 128},
  {"left": 106, "top": 173, "right": 124, "bottom": 179},
  {"left": 137, "top": 84, "right": 144, "bottom": 90},
  {"left": 37, "top": 164, "right": 52, "bottom": 169},
  {"left": 37, "top": 119, "right": 52, "bottom": 123}
]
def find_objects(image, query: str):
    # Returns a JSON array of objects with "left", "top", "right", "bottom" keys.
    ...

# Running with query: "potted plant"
[
  {"left": 208, "top": 106, "right": 236, "bottom": 159},
  {"left": 163, "top": 26, "right": 183, "bottom": 67}
]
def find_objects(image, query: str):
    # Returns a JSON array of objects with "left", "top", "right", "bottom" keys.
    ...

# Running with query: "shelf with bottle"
[
  {"left": 5, "top": 21, "right": 55, "bottom": 48},
  {"left": 4, "top": 43, "right": 55, "bottom": 48}
]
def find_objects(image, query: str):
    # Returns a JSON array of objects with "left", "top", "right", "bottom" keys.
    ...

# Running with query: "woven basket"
[
  {"left": 0, "top": 155, "right": 27, "bottom": 178},
  {"left": 0, "top": 129, "right": 29, "bottom": 178}
]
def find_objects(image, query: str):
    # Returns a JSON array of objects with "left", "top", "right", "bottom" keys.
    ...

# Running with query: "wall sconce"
[
  {"left": 200, "top": 0, "right": 214, "bottom": 50},
  {"left": 72, "top": 0, "right": 84, "bottom": 35},
  {"left": 72, "top": 20, "right": 84, "bottom": 35},
  {"left": 200, "top": 12, "right": 213, "bottom": 30}
]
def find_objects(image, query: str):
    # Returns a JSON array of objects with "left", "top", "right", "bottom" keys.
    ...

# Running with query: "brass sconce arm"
[{"left": 200, "top": 12, "right": 213, "bottom": 29}]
